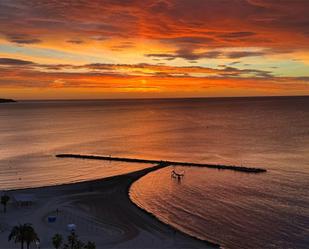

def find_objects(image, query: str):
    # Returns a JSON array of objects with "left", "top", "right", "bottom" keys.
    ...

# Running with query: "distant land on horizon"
[
  {"left": 1, "top": 95, "right": 309, "bottom": 104},
  {"left": 0, "top": 98, "right": 16, "bottom": 103},
  {"left": 13, "top": 94, "right": 309, "bottom": 102}
]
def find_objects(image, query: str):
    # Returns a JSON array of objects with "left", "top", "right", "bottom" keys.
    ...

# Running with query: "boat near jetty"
[{"left": 171, "top": 169, "right": 185, "bottom": 179}]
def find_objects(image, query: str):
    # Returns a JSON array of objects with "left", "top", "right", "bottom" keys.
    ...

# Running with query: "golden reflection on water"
[
  {"left": 1, "top": 155, "right": 152, "bottom": 190},
  {"left": 130, "top": 166, "right": 309, "bottom": 249}
]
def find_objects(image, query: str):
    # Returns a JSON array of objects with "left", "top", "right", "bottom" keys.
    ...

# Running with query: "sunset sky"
[{"left": 0, "top": 0, "right": 309, "bottom": 99}]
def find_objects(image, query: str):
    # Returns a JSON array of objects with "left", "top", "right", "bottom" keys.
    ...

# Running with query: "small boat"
[{"left": 171, "top": 169, "right": 184, "bottom": 179}]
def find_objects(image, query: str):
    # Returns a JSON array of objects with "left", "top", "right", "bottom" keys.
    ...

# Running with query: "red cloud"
[{"left": 0, "top": 0, "right": 308, "bottom": 51}]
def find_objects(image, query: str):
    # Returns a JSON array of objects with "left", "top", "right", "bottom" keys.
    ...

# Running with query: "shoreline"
[
  {"left": 126, "top": 168, "right": 220, "bottom": 248},
  {"left": 1, "top": 163, "right": 220, "bottom": 248}
]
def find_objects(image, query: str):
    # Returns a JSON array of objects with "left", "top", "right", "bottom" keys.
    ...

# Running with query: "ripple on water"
[{"left": 130, "top": 166, "right": 309, "bottom": 249}]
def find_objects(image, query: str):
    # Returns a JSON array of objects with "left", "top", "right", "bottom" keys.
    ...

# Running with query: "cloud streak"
[
  {"left": 146, "top": 49, "right": 271, "bottom": 61},
  {"left": 5, "top": 34, "right": 42, "bottom": 44},
  {"left": 0, "top": 58, "right": 274, "bottom": 78},
  {"left": 0, "top": 58, "right": 34, "bottom": 65}
]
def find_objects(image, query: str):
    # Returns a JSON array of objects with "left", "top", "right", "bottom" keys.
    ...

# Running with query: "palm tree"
[
  {"left": 52, "top": 233, "right": 63, "bottom": 249},
  {"left": 1, "top": 194, "right": 10, "bottom": 213},
  {"left": 84, "top": 241, "right": 96, "bottom": 249},
  {"left": 68, "top": 232, "right": 78, "bottom": 249},
  {"left": 8, "top": 224, "right": 26, "bottom": 249},
  {"left": 24, "top": 225, "right": 39, "bottom": 249},
  {"left": 74, "top": 239, "right": 84, "bottom": 249},
  {"left": 62, "top": 244, "right": 69, "bottom": 249},
  {"left": 8, "top": 223, "right": 39, "bottom": 249}
]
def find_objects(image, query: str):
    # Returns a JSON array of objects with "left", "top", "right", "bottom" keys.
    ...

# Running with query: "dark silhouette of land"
[
  {"left": 0, "top": 98, "right": 16, "bottom": 103},
  {"left": 56, "top": 154, "right": 267, "bottom": 173}
]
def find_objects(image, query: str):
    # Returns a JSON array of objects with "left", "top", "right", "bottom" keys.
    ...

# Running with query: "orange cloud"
[
  {"left": 0, "top": 1, "right": 309, "bottom": 99},
  {"left": 1, "top": 1, "right": 309, "bottom": 51},
  {"left": 0, "top": 58, "right": 308, "bottom": 99}
]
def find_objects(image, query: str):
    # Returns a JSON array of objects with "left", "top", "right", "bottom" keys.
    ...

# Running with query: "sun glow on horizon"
[{"left": 0, "top": 0, "right": 309, "bottom": 99}]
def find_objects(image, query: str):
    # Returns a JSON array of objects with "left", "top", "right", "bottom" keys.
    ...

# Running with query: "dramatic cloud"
[
  {"left": 0, "top": 0, "right": 308, "bottom": 98},
  {"left": 1, "top": 0, "right": 309, "bottom": 49}
]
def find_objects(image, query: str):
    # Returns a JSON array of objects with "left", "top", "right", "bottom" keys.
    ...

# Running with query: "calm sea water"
[{"left": 0, "top": 97, "right": 308, "bottom": 248}]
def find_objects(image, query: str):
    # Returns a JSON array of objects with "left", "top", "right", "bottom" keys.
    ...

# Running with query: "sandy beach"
[{"left": 0, "top": 163, "right": 218, "bottom": 249}]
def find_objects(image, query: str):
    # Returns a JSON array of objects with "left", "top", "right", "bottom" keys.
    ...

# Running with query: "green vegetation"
[
  {"left": 52, "top": 233, "right": 63, "bottom": 249},
  {"left": 84, "top": 241, "right": 96, "bottom": 249},
  {"left": 53, "top": 232, "right": 96, "bottom": 249},
  {"left": 1, "top": 194, "right": 10, "bottom": 213},
  {"left": 8, "top": 223, "right": 39, "bottom": 249}
]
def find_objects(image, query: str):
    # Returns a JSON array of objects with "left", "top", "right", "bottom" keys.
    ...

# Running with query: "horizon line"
[{"left": 11, "top": 94, "right": 309, "bottom": 102}]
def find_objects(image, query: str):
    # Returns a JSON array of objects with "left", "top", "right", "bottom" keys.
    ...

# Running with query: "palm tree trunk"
[
  {"left": 26, "top": 242, "right": 30, "bottom": 249},
  {"left": 21, "top": 240, "right": 24, "bottom": 249}
]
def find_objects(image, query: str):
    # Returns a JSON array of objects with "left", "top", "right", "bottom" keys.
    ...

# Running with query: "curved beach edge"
[
  {"left": 126, "top": 166, "right": 221, "bottom": 248},
  {"left": 2, "top": 163, "right": 220, "bottom": 248}
]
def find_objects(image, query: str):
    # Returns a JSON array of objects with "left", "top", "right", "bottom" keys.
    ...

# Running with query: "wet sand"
[{"left": 0, "top": 163, "right": 219, "bottom": 248}]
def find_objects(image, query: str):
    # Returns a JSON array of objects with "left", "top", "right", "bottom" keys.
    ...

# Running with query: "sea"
[{"left": 0, "top": 96, "right": 308, "bottom": 249}]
